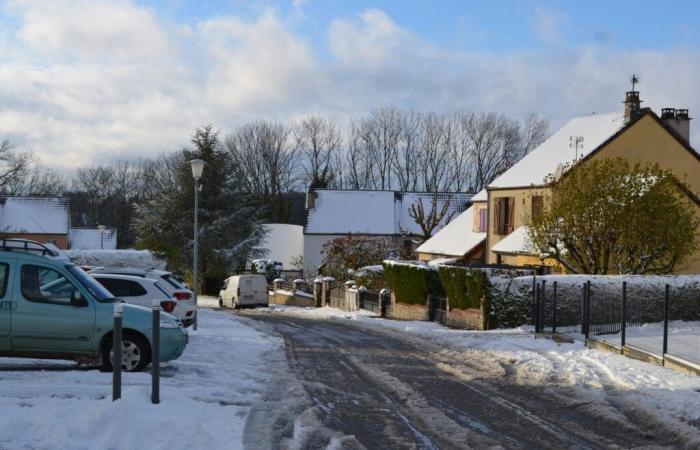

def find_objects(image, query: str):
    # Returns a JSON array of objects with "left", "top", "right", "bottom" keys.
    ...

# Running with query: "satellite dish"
[{"left": 554, "top": 163, "right": 564, "bottom": 182}]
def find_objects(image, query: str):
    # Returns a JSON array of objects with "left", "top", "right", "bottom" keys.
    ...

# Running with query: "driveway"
[{"left": 238, "top": 311, "right": 694, "bottom": 449}]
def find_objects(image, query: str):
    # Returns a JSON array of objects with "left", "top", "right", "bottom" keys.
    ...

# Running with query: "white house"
[{"left": 303, "top": 189, "right": 473, "bottom": 274}]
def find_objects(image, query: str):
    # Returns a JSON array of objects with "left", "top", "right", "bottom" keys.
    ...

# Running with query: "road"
[{"left": 237, "top": 311, "right": 688, "bottom": 449}]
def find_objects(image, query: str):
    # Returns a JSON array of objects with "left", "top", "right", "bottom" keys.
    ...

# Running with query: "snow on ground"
[
  {"left": 266, "top": 305, "right": 700, "bottom": 429},
  {"left": 0, "top": 308, "right": 282, "bottom": 450}
]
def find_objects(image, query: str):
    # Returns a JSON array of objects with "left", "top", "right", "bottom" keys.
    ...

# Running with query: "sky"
[{"left": 1, "top": 0, "right": 699, "bottom": 168}]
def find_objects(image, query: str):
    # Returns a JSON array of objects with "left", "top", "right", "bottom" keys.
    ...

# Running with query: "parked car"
[
  {"left": 89, "top": 268, "right": 192, "bottom": 298},
  {"left": 0, "top": 239, "right": 188, "bottom": 372},
  {"left": 91, "top": 274, "right": 196, "bottom": 327},
  {"left": 219, "top": 274, "right": 268, "bottom": 308}
]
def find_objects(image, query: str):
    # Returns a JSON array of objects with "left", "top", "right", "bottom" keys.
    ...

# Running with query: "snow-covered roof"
[
  {"left": 259, "top": 223, "right": 303, "bottom": 268},
  {"left": 488, "top": 112, "right": 626, "bottom": 190},
  {"left": 68, "top": 228, "right": 117, "bottom": 250},
  {"left": 471, "top": 189, "right": 487, "bottom": 202},
  {"left": 304, "top": 190, "right": 473, "bottom": 235},
  {"left": 0, "top": 197, "right": 69, "bottom": 234},
  {"left": 491, "top": 226, "right": 536, "bottom": 255},
  {"left": 415, "top": 206, "right": 486, "bottom": 257}
]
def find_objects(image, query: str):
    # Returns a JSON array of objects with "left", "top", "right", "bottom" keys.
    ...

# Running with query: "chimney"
[
  {"left": 623, "top": 91, "right": 642, "bottom": 122},
  {"left": 661, "top": 108, "right": 691, "bottom": 143}
]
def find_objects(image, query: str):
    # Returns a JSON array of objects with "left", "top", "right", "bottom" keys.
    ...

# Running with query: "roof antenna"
[{"left": 569, "top": 136, "right": 584, "bottom": 160}]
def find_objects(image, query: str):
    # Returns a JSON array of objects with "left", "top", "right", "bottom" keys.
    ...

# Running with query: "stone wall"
[
  {"left": 269, "top": 291, "right": 315, "bottom": 307},
  {"left": 446, "top": 307, "right": 484, "bottom": 330},
  {"left": 391, "top": 302, "right": 429, "bottom": 321}
]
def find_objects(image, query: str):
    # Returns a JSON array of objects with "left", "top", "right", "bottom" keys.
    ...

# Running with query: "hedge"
[
  {"left": 383, "top": 261, "right": 444, "bottom": 305},
  {"left": 438, "top": 266, "right": 487, "bottom": 310}
]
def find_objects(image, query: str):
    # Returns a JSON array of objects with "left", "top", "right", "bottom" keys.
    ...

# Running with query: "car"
[
  {"left": 89, "top": 267, "right": 192, "bottom": 298},
  {"left": 91, "top": 274, "right": 196, "bottom": 327},
  {"left": 0, "top": 239, "right": 188, "bottom": 372},
  {"left": 219, "top": 274, "right": 269, "bottom": 308}
]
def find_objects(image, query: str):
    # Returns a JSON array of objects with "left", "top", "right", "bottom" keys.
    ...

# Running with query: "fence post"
[
  {"left": 532, "top": 274, "right": 537, "bottom": 331},
  {"left": 534, "top": 283, "right": 541, "bottom": 333},
  {"left": 112, "top": 303, "right": 123, "bottom": 402},
  {"left": 151, "top": 299, "right": 160, "bottom": 404},
  {"left": 541, "top": 280, "right": 547, "bottom": 333},
  {"left": 552, "top": 281, "right": 557, "bottom": 334},
  {"left": 584, "top": 281, "right": 591, "bottom": 339},
  {"left": 621, "top": 281, "right": 627, "bottom": 349},
  {"left": 663, "top": 284, "right": 670, "bottom": 356}
]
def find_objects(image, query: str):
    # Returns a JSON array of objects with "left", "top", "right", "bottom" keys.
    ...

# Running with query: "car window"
[
  {"left": 21, "top": 265, "right": 79, "bottom": 305},
  {"left": 0, "top": 263, "right": 8, "bottom": 299},
  {"left": 222, "top": 279, "right": 229, "bottom": 290},
  {"left": 162, "top": 274, "right": 185, "bottom": 289},
  {"left": 97, "top": 278, "right": 148, "bottom": 297},
  {"left": 67, "top": 266, "right": 116, "bottom": 302}
]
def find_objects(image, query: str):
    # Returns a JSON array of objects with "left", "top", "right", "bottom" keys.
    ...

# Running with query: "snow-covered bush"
[
  {"left": 64, "top": 249, "right": 166, "bottom": 270},
  {"left": 355, "top": 265, "right": 387, "bottom": 291}
]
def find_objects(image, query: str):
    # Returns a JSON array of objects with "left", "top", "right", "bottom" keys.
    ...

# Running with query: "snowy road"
[{"left": 239, "top": 310, "right": 700, "bottom": 449}]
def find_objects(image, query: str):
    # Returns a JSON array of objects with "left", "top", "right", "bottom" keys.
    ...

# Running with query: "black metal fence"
[
  {"left": 428, "top": 295, "right": 447, "bottom": 325},
  {"left": 358, "top": 289, "right": 392, "bottom": 317},
  {"left": 534, "top": 279, "right": 700, "bottom": 366}
]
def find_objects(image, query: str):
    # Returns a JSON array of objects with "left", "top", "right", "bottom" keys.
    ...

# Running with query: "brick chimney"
[
  {"left": 661, "top": 108, "right": 691, "bottom": 143},
  {"left": 623, "top": 90, "right": 642, "bottom": 122}
]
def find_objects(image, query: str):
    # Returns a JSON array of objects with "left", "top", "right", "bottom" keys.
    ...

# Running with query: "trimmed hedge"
[
  {"left": 383, "top": 262, "right": 444, "bottom": 305},
  {"left": 438, "top": 266, "right": 487, "bottom": 310}
]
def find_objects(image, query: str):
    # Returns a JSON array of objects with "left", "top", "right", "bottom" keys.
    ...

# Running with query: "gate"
[
  {"left": 329, "top": 282, "right": 345, "bottom": 309},
  {"left": 428, "top": 295, "right": 447, "bottom": 325},
  {"left": 359, "top": 290, "right": 381, "bottom": 314}
]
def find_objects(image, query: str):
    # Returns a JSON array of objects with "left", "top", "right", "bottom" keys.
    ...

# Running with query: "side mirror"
[{"left": 70, "top": 291, "right": 88, "bottom": 307}]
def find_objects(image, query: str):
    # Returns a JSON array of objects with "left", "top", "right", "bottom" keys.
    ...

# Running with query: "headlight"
[{"left": 159, "top": 316, "right": 179, "bottom": 329}]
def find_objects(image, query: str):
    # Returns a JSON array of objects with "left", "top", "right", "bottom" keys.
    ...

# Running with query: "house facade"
[
  {"left": 303, "top": 189, "right": 473, "bottom": 274},
  {"left": 419, "top": 90, "right": 700, "bottom": 274}
]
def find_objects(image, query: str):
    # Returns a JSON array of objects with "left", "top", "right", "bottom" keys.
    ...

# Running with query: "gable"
[{"left": 585, "top": 113, "right": 700, "bottom": 197}]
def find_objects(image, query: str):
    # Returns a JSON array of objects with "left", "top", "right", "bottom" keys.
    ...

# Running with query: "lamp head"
[{"left": 189, "top": 159, "right": 205, "bottom": 180}]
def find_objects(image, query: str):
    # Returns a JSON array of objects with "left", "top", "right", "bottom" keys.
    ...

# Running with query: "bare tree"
[
  {"left": 5, "top": 165, "right": 65, "bottom": 196},
  {"left": 0, "top": 139, "right": 33, "bottom": 192},
  {"left": 405, "top": 195, "right": 455, "bottom": 241},
  {"left": 419, "top": 112, "right": 451, "bottom": 192},
  {"left": 295, "top": 116, "right": 342, "bottom": 189},
  {"left": 392, "top": 110, "right": 421, "bottom": 191}
]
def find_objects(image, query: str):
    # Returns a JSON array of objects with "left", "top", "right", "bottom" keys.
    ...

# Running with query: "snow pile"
[
  {"left": 0, "top": 309, "right": 283, "bottom": 450},
  {"left": 64, "top": 249, "right": 166, "bottom": 269}
]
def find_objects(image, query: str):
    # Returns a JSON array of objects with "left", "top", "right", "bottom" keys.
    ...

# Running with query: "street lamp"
[
  {"left": 189, "top": 159, "right": 205, "bottom": 330},
  {"left": 98, "top": 225, "right": 106, "bottom": 250}
]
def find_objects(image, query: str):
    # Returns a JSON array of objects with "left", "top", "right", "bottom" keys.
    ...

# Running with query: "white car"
[
  {"left": 92, "top": 274, "right": 196, "bottom": 327},
  {"left": 219, "top": 275, "right": 269, "bottom": 308},
  {"left": 90, "top": 268, "right": 193, "bottom": 299}
]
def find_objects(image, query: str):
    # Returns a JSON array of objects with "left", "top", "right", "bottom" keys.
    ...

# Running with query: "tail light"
[
  {"left": 173, "top": 291, "right": 191, "bottom": 301},
  {"left": 160, "top": 300, "right": 176, "bottom": 313},
  {"left": 237, "top": 287, "right": 240, "bottom": 297}
]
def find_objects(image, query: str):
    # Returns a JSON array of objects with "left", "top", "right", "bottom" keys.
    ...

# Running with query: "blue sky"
[{"left": 0, "top": 0, "right": 698, "bottom": 167}]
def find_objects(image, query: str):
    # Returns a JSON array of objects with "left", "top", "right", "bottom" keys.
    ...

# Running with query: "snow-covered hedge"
[
  {"left": 383, "top": 260, "right": 444, "bottom": 305},
  {"left": 490, "top": 274, "right": 700, "bottom": 328},
  {"left": 63, "top": 249, "right": 166, "bottom": 270}
]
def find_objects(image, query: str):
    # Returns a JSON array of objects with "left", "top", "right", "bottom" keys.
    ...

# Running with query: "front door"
[
  {"left": 0, "top": 262, "right": 12, "bottom": 351},
  {"left": 11, "top": 264, "right": 95, "bottom": 353}
]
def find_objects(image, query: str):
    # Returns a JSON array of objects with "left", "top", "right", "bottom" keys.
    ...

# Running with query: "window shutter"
[
  {"left": 479, "top": 209, "right": 487, "bottom": 232},
  {"left": 507, "top": 197, "right": 515, "bottom": 234},
  {"left": 493, "top": 201, "right": 501, "bottom": 234}
]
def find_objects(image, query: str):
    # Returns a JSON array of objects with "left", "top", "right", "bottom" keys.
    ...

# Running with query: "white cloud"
[
  {"left": 530, "top": 7, "right": 570, "bottom": 45},
  {"left": 0, "top": 4, "right": 698, "bottom": 170}
]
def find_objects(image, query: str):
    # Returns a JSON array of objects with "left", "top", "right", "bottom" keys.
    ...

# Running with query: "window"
[
  {"left": 478, "top": 209, "right": 488, "bottom": 232},
  {"left": 0, "top": 263, "right": 8, "bottom": 299},
  {"left": 162, "top": 274, "right": 185, "bottom": 289},
  {"left": 21, "top": 265, "right": 79, "bottom": 305},
  {"left": 531, "top": 196, "right": 544, "bottom": 222},
  {"left": 494, "top": 197, "right": 515, "bottom": 235},
  {"left": 96, "top": 278, "right": 148, "bottom": 298}
]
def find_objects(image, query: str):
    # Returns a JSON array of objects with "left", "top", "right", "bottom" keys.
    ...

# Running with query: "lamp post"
[
  {"left": 98, "top": 225, "right": 106, "bottom": 250},
  {"left": 189, "top": 159, "right": 205, "bottom": 331}
]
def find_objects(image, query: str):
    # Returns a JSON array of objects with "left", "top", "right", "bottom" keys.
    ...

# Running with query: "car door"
[
  {"left": 11, "top": 263, "right": 96, "bottom": 353},
  {"left": 0, "top": 261, "right": 12, "bottom": 351}
]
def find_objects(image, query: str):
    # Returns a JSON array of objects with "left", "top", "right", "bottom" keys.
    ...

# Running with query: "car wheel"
[
  {"left": 101, "top": 332, "right": 151, "bottom": 372},
  {"left": 219, "top": 297, "right": 224, "bottom": 307},
  {"left": 233, "top": 301, "right": 239, "bottom": 309}
]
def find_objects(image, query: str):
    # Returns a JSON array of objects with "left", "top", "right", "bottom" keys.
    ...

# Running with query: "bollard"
[
  {"left": 151, "top": 299, "right": 160, "bottom": 404},
  {"left": 621, "top": 281, "right": 627, "bottom": 348},
  {"left": 113, "top": 303, "right": 123, "bottom": 401},
  {"left": 552, "top": 281, "right": 557, "bottom": 334},
  {"left": 663, "top": 284, "right": 670, "bottom": 356}
]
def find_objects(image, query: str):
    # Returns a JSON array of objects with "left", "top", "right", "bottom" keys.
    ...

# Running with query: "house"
[
  {"left": 0, "top": 196, "right": 70, "bottom": 249},
  {"left": 415, "top": 205, "right": 486, "bottom": 263},
  {"left": 418, "top": 89, "right": 700, "bottom": 274},
  {"left": 303, "top": 189, "right": 473, "bottom": 273}
]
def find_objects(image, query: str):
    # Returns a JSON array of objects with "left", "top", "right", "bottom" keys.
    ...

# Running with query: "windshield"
[{"left": 67, "top": 265, "right": 119, "bottom": 302}]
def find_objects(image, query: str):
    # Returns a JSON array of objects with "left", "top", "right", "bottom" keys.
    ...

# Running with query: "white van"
[{"left": 219, "top": 274, "right": 269, "bottom": 308}]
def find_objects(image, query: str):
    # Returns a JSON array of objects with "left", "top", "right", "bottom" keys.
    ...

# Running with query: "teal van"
[{"left": 0, "top": 239, "right": 188, "bottom": 372}]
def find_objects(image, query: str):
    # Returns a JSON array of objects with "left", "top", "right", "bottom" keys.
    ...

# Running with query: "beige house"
[{"left": 418, "top": 90, "right": 700, "bottom": 274}]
